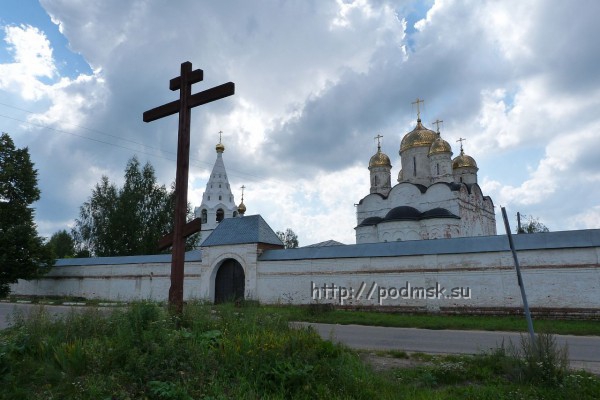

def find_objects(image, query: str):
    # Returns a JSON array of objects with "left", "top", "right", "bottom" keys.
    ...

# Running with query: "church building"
[
  {"left": 356, "top": 104, "right": 496, "bottom": 243},
  {"left": 194, "top": 136, "right": 246, "bottom": 241}
]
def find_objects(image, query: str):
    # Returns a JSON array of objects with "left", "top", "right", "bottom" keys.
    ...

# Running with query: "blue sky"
[{"left": 1, "top": 0, "right": 599, "bottom": 245}]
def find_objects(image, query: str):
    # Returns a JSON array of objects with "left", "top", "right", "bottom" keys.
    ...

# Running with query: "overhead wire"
[{"left": 0, "top": 102, "right": 295, "bottom": 190}]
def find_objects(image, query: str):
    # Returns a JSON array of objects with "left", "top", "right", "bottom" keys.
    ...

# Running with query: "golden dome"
[
  {"left": 215, "top": 142, "right": 225, "bottom": 153},
  {"left": 428, "top": 135, "right": 452, "bottom": 156},
  {"left": 369, "top": 146, "right": 392, "bottom": 168},
  {"left": 237, "top": 201, "right": 246, "bottom": 214},
  {"left": 400, "top": 119, "right": 438, "bottom": 153},
  {"left": 452, "top": 149, "right": 478, "bottom": 169}
]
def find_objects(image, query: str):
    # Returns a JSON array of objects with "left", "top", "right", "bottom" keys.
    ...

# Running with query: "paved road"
[
  {"left": 0, "top": 302, "right": 90, "bottom": 329},
  {"left": 297, "top": 322, "right": 600, "bottom": 372}
]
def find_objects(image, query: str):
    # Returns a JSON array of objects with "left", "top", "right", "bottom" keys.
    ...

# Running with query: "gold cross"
[
  {"left": 240, "top": 185, "right": 245, "bottom": 201},
  {"left": 412, "top": 97, "right": 424, "bottom": 120},
  {"left": 218, "top": 130, "right": 223, "bottom": 143},
  {"left": 374, "top": 134, "right": 383, "bottom": 149},
  {"left": 432, "top": 119, "right": 443, "bottom": 133},
  {"left": 457, "top": 137, "right": 466, "bottom": 152}
]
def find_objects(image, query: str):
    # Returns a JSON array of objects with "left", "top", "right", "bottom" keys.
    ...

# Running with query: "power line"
[{"left": 0, "top": 104, "right": 291, "bottom": 188}]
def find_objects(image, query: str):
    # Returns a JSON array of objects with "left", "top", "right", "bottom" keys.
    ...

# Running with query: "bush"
[{"left": 504, "top": 333, "right": 569, "bottom": 385}]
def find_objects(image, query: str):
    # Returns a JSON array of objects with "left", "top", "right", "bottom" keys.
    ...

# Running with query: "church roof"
[
  {"left": 304, "top": 240, "right": 346, "bottom": 248},
  {"left": 201, "top": 214, "right": 284, "bottom": 247},
  {"left": 400, "top": 119, "right": 438, "bottom": 153},
  {"left": 358, "top": 207, "right": 459, "bottom": 227}
]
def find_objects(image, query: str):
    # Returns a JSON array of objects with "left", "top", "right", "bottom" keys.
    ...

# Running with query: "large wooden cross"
[{"left": 143, "top": 61, "right": 235, "bottom": 312}]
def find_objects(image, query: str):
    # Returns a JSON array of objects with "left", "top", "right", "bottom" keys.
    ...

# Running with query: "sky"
[{"left": 1, "top": 0, "right": 599, "bottom": 246}]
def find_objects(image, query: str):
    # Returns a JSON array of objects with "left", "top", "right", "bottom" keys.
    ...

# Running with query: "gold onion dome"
[
  {"left": 429, "top": 135, "right": 452, "bottom": 155},
  {"left": 369, "top": 146, "right": 392, "bottom": 168},
  {"left": 452, "top": 149, "right": 478, "bottom": 169},
  {"left": 400, "top": 119, "right": 438, "bottom": 153},
  {"left": 215, "top": 142, "right": 225, "bottom": 153},
  {"left": 237, "top": 201, "right": 246, "bottom": 214}
]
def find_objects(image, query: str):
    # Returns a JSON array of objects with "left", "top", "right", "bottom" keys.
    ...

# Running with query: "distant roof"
[
  {"left": 201, "top": 214, "right": 284, "bottom": 247},
  {"left": 303, "top": 240, "right": 346, "bottom": 248}
]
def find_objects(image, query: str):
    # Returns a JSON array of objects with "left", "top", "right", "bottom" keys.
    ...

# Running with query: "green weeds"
[{"left": 1, "top": 302, "right": 598, "bottom": 399}]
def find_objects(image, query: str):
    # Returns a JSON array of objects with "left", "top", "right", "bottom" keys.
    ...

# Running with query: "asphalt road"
[
  {"left": 0, "top": 302, "right": 91, "bottom": 329},
  {"left": 297, "top": 322, "right": 600, "bottom": 373}
]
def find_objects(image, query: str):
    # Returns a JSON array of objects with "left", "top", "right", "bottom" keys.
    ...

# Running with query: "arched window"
[
  {"left": 201, "top": 209, "right": 207, "bottom": 224},
  {"left": 219, "top": 195, "right": 222, "bottom": 201},
  {"left": 233, "top": 211, "right": 238, "bottom": 217},
  {"left": 216, "top": 208, "right": 224, "bottom": 222},
  {"left": 436, "top": 163, "right": 440, "bottom": 175},
  {"left": 413, "top": 157, "right": 417, "bottom": 177}
]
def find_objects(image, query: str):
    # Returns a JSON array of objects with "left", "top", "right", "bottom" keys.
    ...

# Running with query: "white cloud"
[
  {"left": 0, "top": 24, "right": 55, "bottom": 100},
  {"left": 4, "top": 0, "right": 600, "bottom": 241}
]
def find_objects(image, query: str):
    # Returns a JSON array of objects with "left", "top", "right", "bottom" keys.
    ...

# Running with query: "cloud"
[{"left": 1, "top": 0, "right": 599, "bottom": 242}]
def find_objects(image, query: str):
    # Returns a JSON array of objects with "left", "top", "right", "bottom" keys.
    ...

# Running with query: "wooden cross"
[
  {"left": 457, "top": 137, "right": 466, "bottom": 152},
  {"left": 432, "top": 119, "right": 443, "bottom": 133},
  {"left": 143, "top": 61, "right": 235, "bottom": 313},
  {"left": 412, "top": 97, "right": 424, "bottom": 120}
]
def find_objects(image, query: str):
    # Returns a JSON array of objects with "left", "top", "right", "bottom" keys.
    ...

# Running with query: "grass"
[
  {"left": 1, "top": 302, "right": 599, "bottom": 399},
  {"left": 267, "top": 306, "right": 600, "bottom": 336}
]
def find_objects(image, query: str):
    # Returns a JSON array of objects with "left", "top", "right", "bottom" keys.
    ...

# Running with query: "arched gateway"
[{"left": 214, "top": 258, "right": 245, "bottom": 303}]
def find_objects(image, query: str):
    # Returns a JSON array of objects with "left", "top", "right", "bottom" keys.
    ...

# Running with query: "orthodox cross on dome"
[
  {"left": 143, "top": 61, "right": 235, "bottom": 313},
  {"left": 411, "top": 97, "right": 424, "bottom": 120},
  {"left": 374, "top": 134, "right": 383, "bottom": 150},
  {"left": 457, "top": 137, "right": 466, "bottom": 153},
  {"left": 432, "top": 119, "right": 443, "bottom": 133},
  {"left": 240, "top": 184, "right": 245, "bottom": 201},
  {"left": 218, "top": 130, "right": 223, "bottom": 143}
]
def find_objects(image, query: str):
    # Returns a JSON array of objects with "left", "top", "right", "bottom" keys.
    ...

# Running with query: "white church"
[
  {"left": 356, "top": 111, "right": 496, "bottom": 244},
  {"left": 11, "top": 101, "right": 600, "bottom": 316}
]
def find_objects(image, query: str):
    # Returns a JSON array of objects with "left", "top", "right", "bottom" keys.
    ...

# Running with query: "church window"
[
  {"left": 413, "top": 157, "right": 416, "bottom": 176},
  {"left": 219, "top": 184, "right": 221, "bottom": 188},
  {"left": 436, "top": 163, "right": 440, "bottom": 175},
  {"left": 233, "top": 211, "right": 238, "bottom": 217},
  {"left": 374, "top": 176, "right": 378, "bottom": 185},
  {"left": 208, "top": 196, "right": 210, "bottom": 200},
  {"left": 219, "top": 195, "right": 222, "bottom": 201},
  {"left": 460, "top": 177, "right": 463, "bottom": 183},
  {"left": 229, "top": 196, "right": 232, "bottom": 202},
  {"left": 216, "top": 208, "right": 224, "bottom": 222},
  {"left": 201, "top": 209, "right": 207, "bottom": 224}
]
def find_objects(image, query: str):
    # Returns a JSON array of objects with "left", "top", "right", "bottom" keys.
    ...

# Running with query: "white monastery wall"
[{"left": 10, "top": 230, "right": 600, "bottom": 313}]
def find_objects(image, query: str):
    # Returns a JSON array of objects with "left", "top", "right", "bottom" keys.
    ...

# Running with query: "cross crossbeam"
[{"left": 157, "top": 217, "right": 203, "bottom": 251}]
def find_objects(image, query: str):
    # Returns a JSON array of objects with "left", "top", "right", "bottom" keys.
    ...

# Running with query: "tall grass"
[
  {"left": 0, "top": 302, "right": 399, "bottom": 399},
  {"left": 1, "top": 303, "right": 599, "bottom": 399}
]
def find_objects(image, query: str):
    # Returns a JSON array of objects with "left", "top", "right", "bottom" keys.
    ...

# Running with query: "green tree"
[
  {"left": 276, "top": 228, "right": 299, "bottom": 249},
  {"left": 72, "top": 157, "right": 199, "bottom": 257},
  {"left": 0, "top": 133, "right": 53, "bottom": 296},
  {"left": 48, "top": 229, "right": 76, "bottom": 258},
  {"left": 517, "top": 214, "right": 550, "bottom": 234}
]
